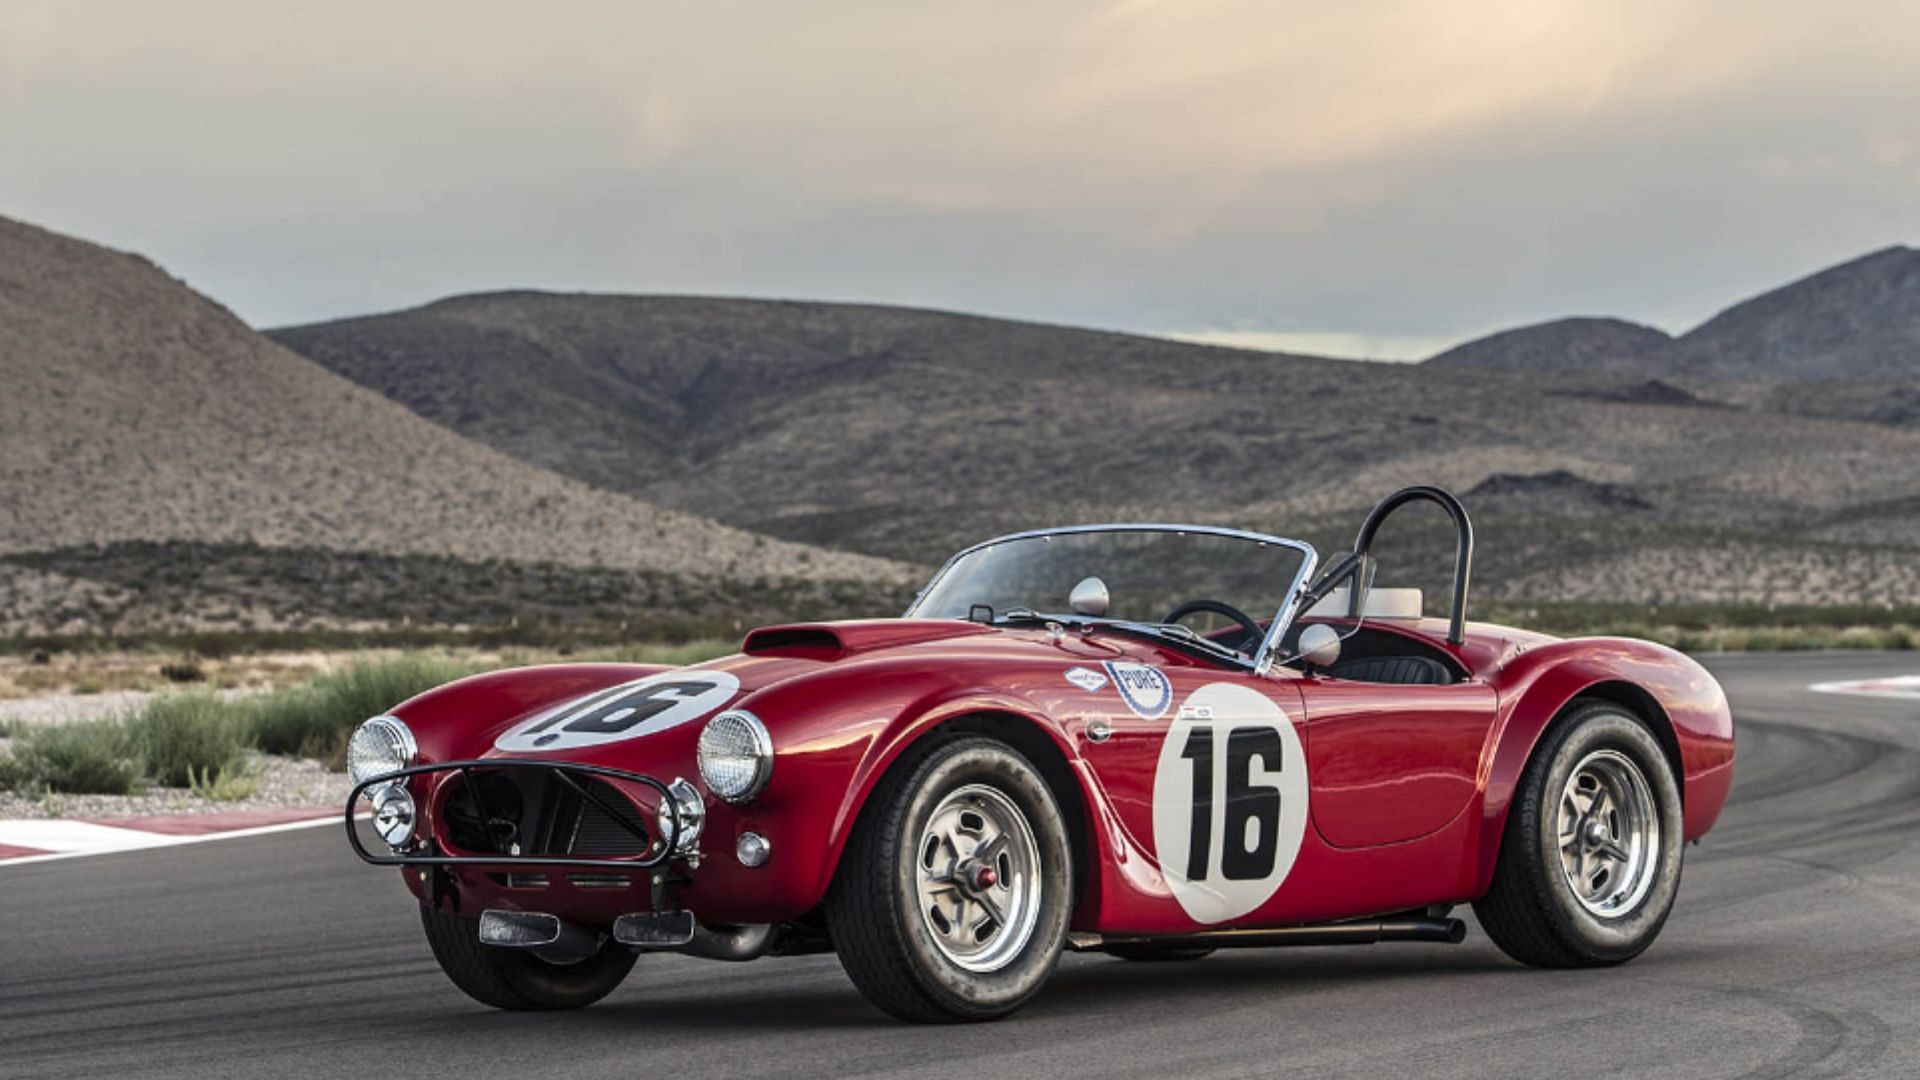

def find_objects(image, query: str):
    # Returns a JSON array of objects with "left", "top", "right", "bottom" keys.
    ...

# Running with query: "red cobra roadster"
[{"left": 346, "top": 486, "right": 1735, "bottom": 1021}]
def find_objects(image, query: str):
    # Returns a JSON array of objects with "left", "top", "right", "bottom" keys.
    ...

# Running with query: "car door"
[
  {"left": 1072, "top": 654, "right": 1312, "bottom": 926},
  {"left": 1298, "top": 675, "right": 1497, "bottom": 848}
]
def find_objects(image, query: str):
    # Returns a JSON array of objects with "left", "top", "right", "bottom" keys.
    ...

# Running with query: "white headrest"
[{"left": 1305, "top": 586, "right": 1423, "bottom": 620}]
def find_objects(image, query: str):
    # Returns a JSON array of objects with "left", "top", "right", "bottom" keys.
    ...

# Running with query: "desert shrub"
[
  {"left": 188, "top": 762, "right": 261, "bottom": 802},
  {"left": 573, "top": 639, "right": 735, "bottom": 667},
  {"left": 249, "top": 655, "right": 479, "bottom": 761},
  {"left": 160, "top": 659, "right": 207, "bottom": 683},
  {"left": 127, "top": 693, "right": 251, "bottom": 788},
  {"left": 6, "top": 720, "right": 143, "bottom": 794}
]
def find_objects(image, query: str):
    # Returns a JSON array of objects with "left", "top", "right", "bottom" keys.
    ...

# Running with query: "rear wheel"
[
  {"left": 420, "top": 905, "right": 636, "bottom": 1010},
  {"left": 1474, "top": 702, "right": 1684, "bottom": 967},
  {"left": 828, "top": 735, "right": 1074, "bottom": 1022}
]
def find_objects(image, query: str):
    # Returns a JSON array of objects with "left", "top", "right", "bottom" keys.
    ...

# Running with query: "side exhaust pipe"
[{"left": 1070, "top": 916, "right": 1466, "bottom": 952}]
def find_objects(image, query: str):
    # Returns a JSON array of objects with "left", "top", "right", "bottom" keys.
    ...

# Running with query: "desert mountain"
[
  {"left": 1428, "top": 245, "right": 1920, "bottom": 382},
  {"left": 273, "top": 289, "right": 1920, "bottom": 607},
  {"left": 1425, "top": 317, "right": 1672, "bottom": 373},
  {"left": 1664, "top": 245, "right": 1920, "bottom": 379},
  {"left": 0, "top": 216, "right": 905, "bottom": 635}
]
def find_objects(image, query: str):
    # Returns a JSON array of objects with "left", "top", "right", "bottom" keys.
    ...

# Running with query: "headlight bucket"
[
  {"left": 347, "top": 716, "right": 417, "bottom": 788},
  {"left": 371, "top": 783, "right": 416, "bottom": 849},
  {"left": 657, "top": 777, "right": 705, "bottom": 856},
  {"left": 697, "top": 710, "right": 773, "bottom": 803}
]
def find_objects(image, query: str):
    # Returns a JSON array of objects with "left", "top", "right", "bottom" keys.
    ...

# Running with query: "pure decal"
[
  {"left": 1104, "top": 661, "right": 1172, "bottom": 720},
  {"left": 495, "top": 670, "right": 741, "bottom": 752},
  {"left": 1064, "top": 666, "right": 1109, "bottom": 693}
]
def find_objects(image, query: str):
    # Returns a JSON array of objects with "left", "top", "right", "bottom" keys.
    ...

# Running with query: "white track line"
[
  {"left": 1809, "top": 675, "right": 1920, "bottom": 700},
  {"left": 0, "top": 813, "right": 366, "bottom": 869}
]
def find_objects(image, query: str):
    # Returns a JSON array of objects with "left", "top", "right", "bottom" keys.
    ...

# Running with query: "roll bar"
[{"left": 1352, "top": 485, "right": 1474, "bottom": 645}]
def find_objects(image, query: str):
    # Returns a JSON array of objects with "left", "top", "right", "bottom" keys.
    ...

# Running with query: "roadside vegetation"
[
  {"left": 1, "top": 606, "right": 1911, "bottom": 799},
  {"left": 0, "top": 640, "right": 733, "bottom": 796},
  {"left": 1474, "top": 601, "right": 1920, "bottom": 653}
]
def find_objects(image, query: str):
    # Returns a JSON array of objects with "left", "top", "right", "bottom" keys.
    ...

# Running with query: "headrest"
[{"left": 1304, "top": 587, "right": 1423, "bottom": 620}]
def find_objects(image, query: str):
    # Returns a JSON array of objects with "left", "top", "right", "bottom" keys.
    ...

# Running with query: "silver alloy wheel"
[
  {"left": 1557, "top": 749, "right": 1660, "bottom": 917},
  {"left": 914, "top": 783, "right": 1043, "bottom": 973}
]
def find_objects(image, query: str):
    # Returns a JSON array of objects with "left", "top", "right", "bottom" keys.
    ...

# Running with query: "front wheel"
[
  {"left": 828, "top": 735, "right": 1074, "bottom": 1022},
  {"left": 1474, "top": 702, "right": 1684, "bottom": 967},
  {"left": 420, "top": 905, "right": 636, "bottom": 1010}
]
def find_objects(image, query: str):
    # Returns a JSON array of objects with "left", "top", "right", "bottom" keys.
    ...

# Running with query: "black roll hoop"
[{"left": 1352, "top": 485, "right": 1474, "bottom": 645}]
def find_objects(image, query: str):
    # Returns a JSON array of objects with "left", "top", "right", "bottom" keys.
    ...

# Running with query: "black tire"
[
  {"left": 1473, "top": 701, "right": 1685, "bottom": 968},
  {"left": 420, "top": 905, "right": 636, "bottom": 1010},
  {"left": 828, "top": 735, "right": 1074, "bottom": 1022},
  {"left": 1106, "top": 944, "right": 1216, "bottom": 963}
]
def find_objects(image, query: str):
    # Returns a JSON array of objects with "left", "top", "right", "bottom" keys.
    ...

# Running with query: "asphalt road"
[{"left": 4, "top": 652, "right": 1917, "bottom": 1078}]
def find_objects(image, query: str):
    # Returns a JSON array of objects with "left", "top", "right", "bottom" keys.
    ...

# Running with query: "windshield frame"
[{"left": 905, "top": 523, "right": 1321, "bottom": 674}]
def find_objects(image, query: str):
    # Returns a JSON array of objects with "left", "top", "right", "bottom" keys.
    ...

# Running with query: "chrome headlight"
[
  {"left": 656, "top": 777, "right": 705, "bottom": 856},
  {"left": 347, "top": 715, "right": 417, "bottom": 788},
  {"left": 371, "top": 783, "right": 416, "bottom": 849},
  {"left": 697, "top": 710, "right": 773, "bottom": 802}
]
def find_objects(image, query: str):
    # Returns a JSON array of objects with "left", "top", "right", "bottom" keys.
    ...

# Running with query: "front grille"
[
  {"left": 566, "top": 874, "right": 634, "bottom": 889},
  {"left": 440, "top": 768, "right": 652, "bottom": 859},
  {"left": 564, "top": 779, "right": 655, "bottom": 856}
]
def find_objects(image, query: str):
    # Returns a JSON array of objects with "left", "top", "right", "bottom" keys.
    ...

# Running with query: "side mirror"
[
  {"left": 1069, "top": 576, "right": 1109, "bottom": 616},
  {"left": 1298, "top": 624, "right": 1343, "bottom": 669}
]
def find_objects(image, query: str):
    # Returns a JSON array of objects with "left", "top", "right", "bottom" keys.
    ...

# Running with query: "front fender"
[
  {"left": 1471, "top": 638, "right": 1734, "bottom": 896},
  {"left": 686, "top": 659, "right": 1113, "bottom": 925}
]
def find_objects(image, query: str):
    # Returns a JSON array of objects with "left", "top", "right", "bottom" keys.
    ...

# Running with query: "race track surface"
[{"left": 4, "top": 652, "right": 1917, "bottom": 1078}]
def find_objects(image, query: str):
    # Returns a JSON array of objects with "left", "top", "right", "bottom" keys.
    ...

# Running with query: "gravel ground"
[
  {"left": 0, "top": 688, "right": 252, "bottom": 728},
  {"left": 0, "top": 748, "right": 351, "bottom": 820}
]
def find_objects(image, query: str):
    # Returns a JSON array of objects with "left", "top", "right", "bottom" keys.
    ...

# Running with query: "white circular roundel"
[
  {"left": 1151, "top": 682, "right": 1309, "bottom": 923},
  {"left": 494, "top": 670, "right": 741, "bottom": 753}
]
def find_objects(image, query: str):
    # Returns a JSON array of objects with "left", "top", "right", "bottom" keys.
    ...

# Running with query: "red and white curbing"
[
  {"left": 1809, "top": 675, "right": 1920, "bottom": 700},
  {"left": 0, "top": 807, "right": 352, "bottom": 867}
]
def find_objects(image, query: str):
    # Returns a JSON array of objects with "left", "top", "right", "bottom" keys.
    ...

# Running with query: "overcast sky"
[{"left": 3, "top": 1, "right": 1916, "bottom": 358}]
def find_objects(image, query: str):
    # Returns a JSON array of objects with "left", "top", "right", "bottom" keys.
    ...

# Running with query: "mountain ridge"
[
  {"left": 0, "top": 214, "right": 908, "bottom": 639},
  {"left": 1427, "top": 244, "right": 1919, "bottom": 379},
  {"left": 270, "top": 276, "right": 1920, "bottom": 607}
]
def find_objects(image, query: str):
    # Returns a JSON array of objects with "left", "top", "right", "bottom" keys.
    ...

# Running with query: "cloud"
[{"left": 0, "top": 1, "right": 1915, "bottom": 343}]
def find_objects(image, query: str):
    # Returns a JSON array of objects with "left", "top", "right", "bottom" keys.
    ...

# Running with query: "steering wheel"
[{"left": 1161, "top": 599, "right": 1263, "bottom": 651}]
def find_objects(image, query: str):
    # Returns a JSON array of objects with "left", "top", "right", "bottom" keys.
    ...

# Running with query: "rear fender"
[{"left": 1473, "top": 639, "right": 1734, "bottom": 895}]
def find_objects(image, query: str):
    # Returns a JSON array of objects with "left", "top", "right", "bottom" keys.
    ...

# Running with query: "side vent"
[{"left": 742, "top": 626, "right": 845, "bottom": 661}]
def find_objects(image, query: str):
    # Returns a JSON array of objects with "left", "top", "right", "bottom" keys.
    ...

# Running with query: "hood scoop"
[{"left": 742, "top": 619, "right": 993, "bottom": 662}]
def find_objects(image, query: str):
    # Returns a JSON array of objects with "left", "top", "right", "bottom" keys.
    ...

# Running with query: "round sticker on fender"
[
  {"left": 1151, "top": 682, "right": 1309, "bottom": 923},
  {"left": 494, "top": 670, "right": 741, "bottom": 753}
]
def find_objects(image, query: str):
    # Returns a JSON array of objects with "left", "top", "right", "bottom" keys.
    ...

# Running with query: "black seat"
[{"left": 1324, "top": 654, "right": 1453, "bottom": 685}]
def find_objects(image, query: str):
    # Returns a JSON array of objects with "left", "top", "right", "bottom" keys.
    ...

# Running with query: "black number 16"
[{"left": 1179, "top": 725, "right": 1283, "bottom": 881}]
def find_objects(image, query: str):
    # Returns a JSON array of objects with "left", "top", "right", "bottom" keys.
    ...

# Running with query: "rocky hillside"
[
  {"left": 272, "top": 290, "right": 1920, "bottom": 608},
  {"left": 1426, "top": 317, "right": 1673, "bottom": 373},
  {"left": 1428, "top": 246, "right": 1919, "bottom": 382},
  {"left": 1664, "top": 246, "right": 1920, "bottom": 379},
  {"left": 0, "top": 217, "right": 907, "bottom": 637}
]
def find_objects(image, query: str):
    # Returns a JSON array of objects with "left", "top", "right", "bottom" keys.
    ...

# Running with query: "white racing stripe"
[
  {"left": 0, "top": 813, "right": 365, "bottom": 869},
  {"left": 1809, "top": 675, "right": 1920, "bottom": 700}
]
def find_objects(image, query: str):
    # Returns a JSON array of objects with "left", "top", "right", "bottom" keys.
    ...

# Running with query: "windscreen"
[{"left": 908, "top": 529, "right": 1311, "bottom": 642}]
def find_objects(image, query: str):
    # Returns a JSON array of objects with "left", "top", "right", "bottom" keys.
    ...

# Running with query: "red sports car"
[{"left": 345, "top": 486, "right": 1735, "bottom": 1021}]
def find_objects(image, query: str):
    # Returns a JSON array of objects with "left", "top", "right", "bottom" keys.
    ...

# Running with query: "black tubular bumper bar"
[{"left": 345, "top": 758, "right": 685, "bottom": 870}]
